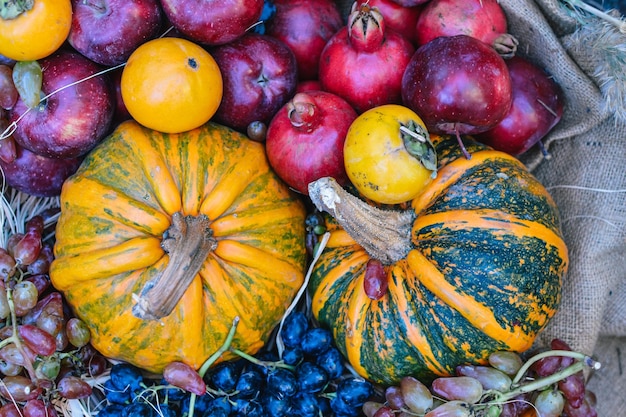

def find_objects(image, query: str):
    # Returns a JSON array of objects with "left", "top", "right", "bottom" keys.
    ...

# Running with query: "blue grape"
[
  {"left": 330, "top": 395, "right": 361, "bottom": 417},
  {"left": 296, "top": 361, "right": 329, "bottom": 393},
  {"left": 233, "top": 398, "right": 264, "bottom": 417},
  {"left": 267, "top": 368, "right": 298, "bottom": 399},
  {"left": 209, "top": 361, "right": 240, "bottom": 392},
  {"left": 301, "top": 327, "right": 333, "bottom": 356},
  {"left": 109, "top": 363, "right": 144, "bottom": 391},
  {"left": 235, "top": 368, "right": 264, "bottom": 398},
  {"left": 202, "top": 408, "right": 229, "bottom": 417},
  {"left": 316, "top": 346, "right": 345, "bottom": 379},
  {"left": 103, "top": 379, "right": 131, "bottom": 405},
  {"left": 282, "top": 346, "right": 304, "bottom": 366},
  {"left": 158, "top": 378, "right": 188, "bottom": 402},
  {"left": 280, "top": 311, "right": 309, "bottom": 348},
  {"left": 290, "top": 391, "right": 320, "bottom": 417},
  {"left": 155, "top": 403, "right": 177, "bottom": 417},
  {"left": 124, "top": 402, "right": 155, "bottom": 417},
  {"left": 262, "top": 392, "right": 292, "bottom": 417},
  {"left": 336, "top": 377, "right": 374, "bottom": 407},
  {"left": 97, "top": 404, "right": 125, "bottom": 417}
]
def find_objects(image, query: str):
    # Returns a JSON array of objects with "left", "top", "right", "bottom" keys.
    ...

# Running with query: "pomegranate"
[
  {"left": 265, "top": 91, "right": 357, "bottom": 195},
  {"left": 318, "top": 3, "right": 415, "bottom": 114},
  {"left": 402, "top": 35, "right": 512, "bottom": 158},
  {"left": 475, "top": 56, "right": 564, "bottom": 156},
  {"left": 354, "top": 0, "right": 423, "bottom": 44},
  {"left": 415, "top": 0, "right": 518, "bottom": 58},
  {"left": 266, "top": 0, "right": 343, "bottom": 81}
]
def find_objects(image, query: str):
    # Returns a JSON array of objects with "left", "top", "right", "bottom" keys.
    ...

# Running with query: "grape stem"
[
  {"left": 231, "top": 348, "right": 296, "bottom": 372},
  {"left": 491, "top": 349, "right": 601, "bottom": 404},
  {"left": 187, "top": 316, "right": 240, "bottom": 417},
  {"left": 1, "top": 287, "right": 38, "bottom": 382}
]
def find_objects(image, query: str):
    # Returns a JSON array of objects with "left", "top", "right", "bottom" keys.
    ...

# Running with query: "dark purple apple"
[
  {"left": 68, "top": 0, "right": 163, "bottom": 66},
  {"left": 402, "top": 35, "right": 512, "bottom": 157},
  {"left": 160, "top": 0, "right": 264, "bottom": 45},
  {"left": 0, "top": 143, "right": 82, "bottom": 197},
  {"left": 211, "top": 33, "right": 298, "bottom": 132},
  {"left": 475, "top": 55, "right": 564, "bottom": 156},
  {"left": 266, "top": 0, "right": 343, "bottom": 81},
  {"left": 9, "top": 50, "right": 115, "bottom": 160}
]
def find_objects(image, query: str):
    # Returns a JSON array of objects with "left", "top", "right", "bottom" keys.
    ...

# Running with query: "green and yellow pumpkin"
[
  {"left": 308, "top": 135, "right": 567, "bottom": 385},
  {"left": 50, "top": 120, "right": 307, "bottom": 373}
]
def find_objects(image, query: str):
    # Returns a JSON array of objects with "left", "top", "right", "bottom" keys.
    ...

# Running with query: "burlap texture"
[{"left": 336, "top": 0, "right": 626, "bottom": 414}]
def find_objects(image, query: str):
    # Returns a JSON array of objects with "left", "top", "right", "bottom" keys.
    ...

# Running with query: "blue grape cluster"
[{"left": 95, "top": 311, "right": 373, "bottom": 417}]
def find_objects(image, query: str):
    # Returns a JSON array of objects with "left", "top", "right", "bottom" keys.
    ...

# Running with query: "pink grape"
[
  {"left": 424, "top": 400, "right": 471, "bottom": 417},
  {"left": 57, "top": 376, "right": 93, "bottom": 399},
  {"left": 431, "top": 376, "right": 483, "bottom": 404},
  {"left": 0, "top": 403, "right": 22, "bottom": 417},
  {"left": 0, "top": 248, "right": 16, "bottom": 280},
  {"left": 163, "top": 361, "right": 207, "bottom": 395},
  {"left": 372, "top": 406, "right": 395, "bottom": 417},
  {"left": 363, "top": 259, "right": 388, "bottom": 300},
  {"left": 18, "top": 324, "right": 57, "bottom": 356},
  {"left": 0, "top": 286, "right": 10, "bottom": 319},
  {"left": 563, "top": 397, "right": 598, "bottom": 417},
  {"left": 558, "top": 372, "right": 586, "bottom": 408},
  {"left": 26, "top": 244, "right": 54, "bottom": 276},
  {"left": 384, "top": 385, "right": 406, "bottom": 409},
  {"left": 0, "top": 375, "right": 41, "bottom": 401},
  {"left": 24, "top": 216, "right": 44, "bottom": 235},
  {"left": 455, "top": 364, "right": 512, "bottom": 391},
  {"left": 0, "top": 65, "right": 18, "bottom": 110},
  {"left": 23, "top": 399, "right": 48, "bottom": 417},
  {"left": 24, "top": 274, "right": 51, "bottom": 295},
  {"left": 400, "top": 376, "right": 433, "bottom": 413},
  {"left": 11, "top": 230, "right": 42, "bottom": 266}
]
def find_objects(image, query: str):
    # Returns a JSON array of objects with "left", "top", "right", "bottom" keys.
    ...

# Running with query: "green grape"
[
  {"left": 534, "top": 388, "right": 565, "bottom": 417},
  {"left": 35, "top": 356, "right": 61, "bottom": 381},
  {"left": 431, "top": 376, "right": 483, "bottom": 404},
  {"left": 488, "top": 351, "right": 523, "bottom": 376},
  {"left": 400, "top": 376, "right": 433, "bottom": 413},
  {"left": 66, "top": 318, "right": 91, "bottom": 348},
  {"left": 424, "top": 400, "right": 471, "bottom": 417}
]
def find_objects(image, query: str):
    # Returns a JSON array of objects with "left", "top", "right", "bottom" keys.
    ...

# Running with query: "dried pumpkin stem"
[
  {"left": 308, "top": 177, "right": 415, "bottom": 265},
  {"left": 132, "top": 212, "right": 216, "bottom": 320}
]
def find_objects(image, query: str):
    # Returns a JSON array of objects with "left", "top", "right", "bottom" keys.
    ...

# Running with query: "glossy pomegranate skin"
[
  {"left": 319, "top": 5, "right": 415, "bottom": 114},
  {"left": 265, "top": 91, "right": 357, "bottom": 195}
]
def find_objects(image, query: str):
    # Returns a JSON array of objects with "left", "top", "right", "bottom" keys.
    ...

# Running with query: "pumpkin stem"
[
  {"left": 132, "top": 212, "right": 216, "bottom": 321},
  {"left": 308, "top": 177, "right": 415, "bottom": 265}
]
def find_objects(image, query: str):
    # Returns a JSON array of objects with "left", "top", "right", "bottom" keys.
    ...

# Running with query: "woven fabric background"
[{"left": 335, "top": 0, "right": 626, "bottom": 414}]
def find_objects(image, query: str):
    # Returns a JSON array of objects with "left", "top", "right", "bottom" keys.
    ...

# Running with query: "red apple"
[
  {"left": 9, "top": 50, "right": 115, "bottom": 159},
  {"left": 0, "top": 143, "right": 82, "bottom": 197},
  {"left": 211, "top": 33, "right": 298, "bottom": 132},
  {"left": 68, "top": 0, "right": 163, "bottom": 66},
  {"left": 475, "top": 55, "right": 564, "bottom": 155},
  {"left": 160, "top": 0, "right": 264, "bottom": 45},
  {"left": 266, "top": 0, "right": 343, "bottom": 81}
]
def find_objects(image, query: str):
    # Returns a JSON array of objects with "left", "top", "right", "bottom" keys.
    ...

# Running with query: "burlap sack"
[
  {"left": 500, "top": 1, "right": 626, "bottom": 415},
  {"left": 335, "top": 0, "right": 626, "bottom": 414}
]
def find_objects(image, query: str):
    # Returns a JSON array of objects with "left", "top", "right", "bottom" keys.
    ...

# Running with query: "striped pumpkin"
[
  {"left": 50, "top": 120, "right": 307, "bottom": 373},
  {"left": 308, "top": 134, "right": 567, "bottom": 385}
]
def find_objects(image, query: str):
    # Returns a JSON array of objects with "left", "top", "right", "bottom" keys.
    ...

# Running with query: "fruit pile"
[{"left": 0, "top": 0, "right": 614, "bottom": 415}]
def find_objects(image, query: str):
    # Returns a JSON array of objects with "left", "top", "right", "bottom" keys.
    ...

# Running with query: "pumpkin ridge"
[
  {"left": 405, "top": 249, "right": 535, "bottom": 351},
  {"left": 387, "top": 262, "right": 449, "bottom": 377},
  {"left": 119, "top": 121, "right": 183, "bottom": 215},
  {"left": 51, "top": 237, "right": 164, "bottom": 287},
  {"left": 413, "top": 208, "right": 569, "bottom": 260},
  {"left": 411, "top": 148, "right": 526, "bottom": 214}
]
